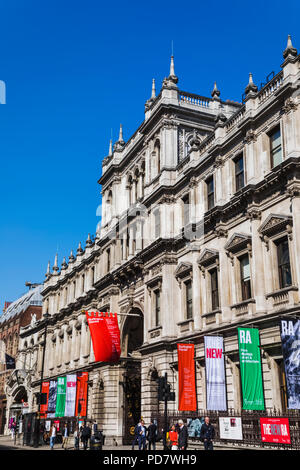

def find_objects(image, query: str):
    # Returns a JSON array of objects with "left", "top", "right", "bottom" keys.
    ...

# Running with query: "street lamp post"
[{"left": 33, "top": 311, "right": 50, "bottom": 447}]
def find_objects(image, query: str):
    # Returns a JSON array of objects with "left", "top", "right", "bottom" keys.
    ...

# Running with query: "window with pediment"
[
  {"left": 225, "top": 233, "right": 253, "bottom": 304},
  {"left": 197, "top": 248, "right": 220, "bottom": 314},
  {"left": 259, "top": 214, "right": 294, "bottom": 293}
]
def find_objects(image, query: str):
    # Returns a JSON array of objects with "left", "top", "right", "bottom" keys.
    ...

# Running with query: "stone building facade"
[
  {"left": 0, "top": 284, "right": 42, "bottom": 434},
  {"left": 17, "top": 37, "right": 300, "bottom": 444}
]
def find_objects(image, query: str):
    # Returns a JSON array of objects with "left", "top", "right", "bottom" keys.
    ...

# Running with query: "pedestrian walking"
[
  {"left": 169, "top": 424, "right": 178, "bottom": 450},
  {"left": 147, "top": 419, "right": 157, "bottom": 451},
  {"left": 81, "top": 422, "right": 91, "bottom": 450},
  {"left": 131, "top": 421, "right": 140, "bottom": 450},
  {"left": 49, "top": 424, "right": 56, "bottom": 450},
  {"left": 137, "top": 419, "right": 147, "bottom": 450},
  {"left": 74, "top": 425, "right": 80, "bottom": 450},
  {"left": 177, "top": 419, "right": 188, "bottom": 450},
  {"left": 62, "top": 423, "right": 69, "bottom": 450},
  {"left": 200, "top": 416, "right": 215, "bottom": 450}
]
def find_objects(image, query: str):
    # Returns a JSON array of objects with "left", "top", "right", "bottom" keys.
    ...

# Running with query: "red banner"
[
  {"left": 86, "top": 311, "right": 121, "bottom": 362},
  {"left": 177, "top": 343, "right": 197, "bottom": 411},
  {"left": 260, "top": 418, "right": 291, "bottom": 444},
  {"left": 40, "top": 381, "right": 49, "bottom": 418},
  {"left": 75, "top": 372, "right": 88, "bottom": 417}
]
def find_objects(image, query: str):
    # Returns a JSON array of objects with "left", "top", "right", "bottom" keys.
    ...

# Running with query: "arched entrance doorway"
[
  {"left": 8, "top": 386, "right": 28, "bottom": 435},
  {"left": 121, "top": 308, "right": 143, "bottom": 444}
]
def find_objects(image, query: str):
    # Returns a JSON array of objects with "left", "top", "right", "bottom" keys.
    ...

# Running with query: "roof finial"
[
  {"left": 61, "top": 256, "right": 67, "bottom": 270},
  {"left": 211, "top": 81, "right": 221, "bottom": 99},
  {"left": 86, "top": 233, "right": 92, "bottom": 247},
  {"left": 151, "top": 78, "right": 156, "bottom": 99},
  {"left": 170, "top": 55, "right": 175, "bottom": 77},
  {"left": 283, "top": 34, "right": 297, "bottom": 59},
  {"left": 52, "top": 253, "right": 59, "bottom": 272},
  {"left": 77, "top": 241, "right": 83, "bottom": 255},
  {"left": 45, "top": 260, "right": 51, "bottom": 278},
  {"left": 114, "top": 124, "right": 125, "bottom": 151},
  {"left": 245, "top": 72, "right": 258, "bottom": 96},
  {"left": 118, "top": 124, "right": 124, "bottom": 142},
  {"left": 108, "top": 138, "right": 113, "bottom": 156},
  {"left": 69, "top": 249, "right": 75, "bottom": 263}
]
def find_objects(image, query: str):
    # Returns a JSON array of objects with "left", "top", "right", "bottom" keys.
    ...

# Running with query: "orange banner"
[
  {"left": 177, "top": 343, "right": 197, "bottom": 411},
  {"left": 40, "top": 381, "right": 49, "bottom": 418},
  {"left": 85, "top": 311, "right": 121, "bottom": 362},
  {"left": 75, "top": 372, "right": 88, "bottom": 417}
]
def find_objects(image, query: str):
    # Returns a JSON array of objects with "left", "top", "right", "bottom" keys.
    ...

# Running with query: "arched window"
[{"left": 107, "top": 190, "right": 113, "bottom": 220}]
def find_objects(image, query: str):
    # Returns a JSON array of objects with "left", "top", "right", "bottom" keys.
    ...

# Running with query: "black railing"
[{"left": 154, "top": 408, "right": 300, "bottom": 450}]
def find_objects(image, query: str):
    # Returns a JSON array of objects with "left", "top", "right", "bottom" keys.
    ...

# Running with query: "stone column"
[
  {"left": 290, "top": 190, "right": 300, "bottom": 288},
  {"left": 217, "top": 249, "right": 231, "bottom": 323},
  {"left": 247, "top": 208, "right": 266, "bottom": 313},
  {"left": 192, "top": 251, "right": 202, "bottom": 330},
  {"left": 244, "top": 132, "right": 258, "bottom": 184},
  {"left": 226, "top": 357, "right": 241, "bottom": 412}
]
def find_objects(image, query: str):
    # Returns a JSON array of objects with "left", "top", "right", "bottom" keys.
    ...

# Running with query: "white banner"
[
  {"left": 204, "top": 336, "right": 227, "bottom": 411},
  {"left": 64, "top": 374, "right": 77, "bottom": 417},
  {"left": 219, "top": 417, "right": 243, "bottom": 440}
]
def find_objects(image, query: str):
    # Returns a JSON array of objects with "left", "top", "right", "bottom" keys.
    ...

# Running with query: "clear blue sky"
[{"left": 0, "top": 0, "right": 299, "bottom": 309}]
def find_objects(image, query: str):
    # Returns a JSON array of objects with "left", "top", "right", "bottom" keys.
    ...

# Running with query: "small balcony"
[
  {"left": 266, "top": 285, "right": 299, "bottom": 311},
  {"left": 231, "top": 298, "right": 256, "bottom": 317}
]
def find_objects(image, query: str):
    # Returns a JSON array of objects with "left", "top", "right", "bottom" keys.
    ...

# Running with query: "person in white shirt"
[{"left": 50, "top": 424, "right": 56, "bottom": 450}]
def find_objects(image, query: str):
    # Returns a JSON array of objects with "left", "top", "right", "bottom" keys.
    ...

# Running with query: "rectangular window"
[
  {"left": 154, "top": 290, "right": 161, "bottom": 326},
  {"left": 154, "top": 209, "right": 160, "bottom": 239},
  {"left": 207, "top": 176, "right": 214, "bottom": 210},
  {"left": 210, "top": 268, "right": 219, "bottom": 311},
  {"left": 276, "top": 238, "right": 292, "bottom": 289},
  {"left": 182, "top": 193, "right": 190, "bottom": 226},
  {"left": 235, "top": 154, "right": 244, "bottom": 191},
  {"left": 269, "top": 126, "right": 282, "bottom": 168},
  {"left": 240, "top": 254, "right": 251, "bottom": 301},
  {"left": 107, "top": 248, "right": 110, "bottom": 273},
  {"left": 185, "top": 280, "right": 193, "bottom": 319}
]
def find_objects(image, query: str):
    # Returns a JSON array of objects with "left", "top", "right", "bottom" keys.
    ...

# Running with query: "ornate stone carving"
[
  {"left": 246, "top": 207, "right": 262, "bottom": 220},
  {"left": 174, "top": 262, "right": 193, "bottom": 281},
  {"left": 282, "top": 98, "right": 297, "bottom": 114},
  {"left": 197, "top": 248, "right": 219, "bottom": 268},
  {"left": 258, "top": 214, "right": 293, "bottom": 238},
  {"left": 224, "top": 233, "right": 252, "bottom": 254},
  {"left": 244, "top": 129, "right": 257, "bottom": 144}
]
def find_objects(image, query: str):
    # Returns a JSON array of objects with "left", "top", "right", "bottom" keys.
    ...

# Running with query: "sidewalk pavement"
[{"left": 0, "top": 434, "right": 261, "bottom": 451}]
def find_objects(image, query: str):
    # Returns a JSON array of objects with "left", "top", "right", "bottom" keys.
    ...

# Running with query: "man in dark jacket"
[
  {"left": 132, "top": 422, "right": 140, "bottom": 450},
  {"left": 147, "top": 420, "right": 157, "bottom": 451},
  {"left": 81, "top": 423, "right": 91, "bottom": 450},
  {"left": 177, "top": 419, "right": 188, "bottom": 450},
  {"left": 200, "top": 416, "right": 215, "bottom": 450},
  {"left": 137, "top": 419, "right": 147, "bottom": 450}
]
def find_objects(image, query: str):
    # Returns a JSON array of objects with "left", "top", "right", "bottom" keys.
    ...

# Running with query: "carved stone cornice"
[
  {"left": 246, "top": 207, "right": 262, "bottom": 221},
  {"left": 214, "top": 226, "right": 228, "bottom": 239},
  {"left": 244, "top": 129, "right": 257, "bottom": 144},
  {"left": 188, "top": 176, "right": 198, "bottom": 188},
  {"left": 282, "top": 98, "right": 298, "bottom": 114},
  {"left": 287, "top": 181, "right": 300, "bottom": 199}
]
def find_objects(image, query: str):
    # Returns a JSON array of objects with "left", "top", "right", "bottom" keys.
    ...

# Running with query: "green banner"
[
  {"left": 238, "top": 328, "right": 265, "bottom": 410},
  {"left": 55, "top": 376, "right": 67, "bottom": 417}
]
